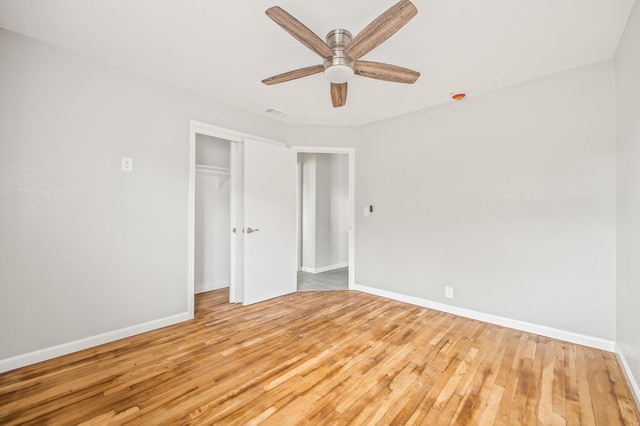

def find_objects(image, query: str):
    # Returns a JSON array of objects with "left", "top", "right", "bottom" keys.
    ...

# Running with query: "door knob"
[{"left": 245, "top": 227, "right": 260, "bottom": 233}]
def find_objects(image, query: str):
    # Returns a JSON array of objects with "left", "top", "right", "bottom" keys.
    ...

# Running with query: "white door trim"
[
  {"left": 228, "top": 142, "right": 240, "bottom": 303},
  {"left": 292, "top": 146, "right": 356, "bottom": 289}
]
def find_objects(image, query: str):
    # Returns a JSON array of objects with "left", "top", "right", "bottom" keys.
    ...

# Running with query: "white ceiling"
[{"left": 0, "top": 0, "right": 634, "bottom": 126}]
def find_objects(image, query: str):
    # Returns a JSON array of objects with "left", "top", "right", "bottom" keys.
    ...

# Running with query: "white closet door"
[{"left": 242, "top": 139, "right": 297, "bottom": 305}]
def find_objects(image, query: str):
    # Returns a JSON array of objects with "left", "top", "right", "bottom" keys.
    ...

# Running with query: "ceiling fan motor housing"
[{"left": 323, "top": 29, "right": 355, "bottom": 83}]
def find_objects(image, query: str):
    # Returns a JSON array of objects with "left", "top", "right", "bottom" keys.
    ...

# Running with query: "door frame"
[
  {"left": 188, "top": 120, "right": 285, "bottom": 315},
  {"left": 293, "top": 146, "right": 356, "bottom": 289}
]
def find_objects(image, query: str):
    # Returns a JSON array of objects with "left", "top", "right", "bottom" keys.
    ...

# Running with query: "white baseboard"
[
  {"left": 195, "top": 281, "right": 229, "bottom": 294},
  {"left": 615, "top": 343, "right": 640, "bottom": 408},
  {"left": 301, "top": 263, "right": 348, "bottom": 274},
  {"left": 353, "top": 284, "right": 615, "bottom": 352},
  {"left": 0, "top": 311, "right": 192, "bottom": 374}
]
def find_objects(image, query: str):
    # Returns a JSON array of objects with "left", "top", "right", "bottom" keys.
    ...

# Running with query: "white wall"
[
  {"left": 357, "top": 60, "right": 617, "bottom": 340},
  {"left": 616, "top": 0, "right": 640, "bottom": 397},
  {"left": 300, "top": 154, "right": 317, "bottom": 270},
  {"left": 0, "top": 29, "right": 285, "bottom": 367},
  {"left": 195, "top": 135, "right": 230, "bottom": 293}
]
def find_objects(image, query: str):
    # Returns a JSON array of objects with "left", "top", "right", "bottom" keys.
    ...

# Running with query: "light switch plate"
[{"left": 121, "top": 157, "right": 133, "bottom": 172}]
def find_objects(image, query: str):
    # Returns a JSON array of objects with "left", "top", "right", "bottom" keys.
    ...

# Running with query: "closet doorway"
[
  {"left": 188, "top": 120, "right": 299, "bottom": 312},
  {"left": 194, "top": 135, "right": 231, "bottom": 295}
]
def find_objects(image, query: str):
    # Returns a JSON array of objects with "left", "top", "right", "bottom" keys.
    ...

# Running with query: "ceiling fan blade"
[
  {"left": 354, "top": 61, "right": 420, "bottom": 83},
  {"left": 331, "top": 83, "right": 348, "bottom": 108},
  {"left": 266, "top": 7, "right": 335, "bottom": 59},
  {"left": 262, "top": 65, "right": 325, "bottom": 85},
  {"left": 344, "top": 0, "right": 417, "bottom": 60}
]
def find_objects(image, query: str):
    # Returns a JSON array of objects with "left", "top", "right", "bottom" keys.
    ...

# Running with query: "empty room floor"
[
  {"left": 1, "top": 289, "right": 638, "bottom": 425},
  {"left": 297, "top": 267, "right": 348, "bottom": 291}
]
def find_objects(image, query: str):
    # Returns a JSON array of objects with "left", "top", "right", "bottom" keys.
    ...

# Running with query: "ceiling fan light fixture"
[{"left": 324, "top": 64, "right": 354, "bottom": 84}]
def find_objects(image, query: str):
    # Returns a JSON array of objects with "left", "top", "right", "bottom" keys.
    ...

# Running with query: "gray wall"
[
  {"left": 0, "top": 29, "right": 284, "bottom": 360},
  {"left": 287, "top": 125, "right": 359, "bottom": 149},
  {"left": 328, "top": 154, "right": 349, "bottom": 266},
  {"left": 356, "top": 60, "right": 617, "bottom": 340},
  {"left": 195, "top": 135, "right": 230, "bottom": 168},
  {"left": 616, "top": 0, "right": 640, "bottom": 394}
]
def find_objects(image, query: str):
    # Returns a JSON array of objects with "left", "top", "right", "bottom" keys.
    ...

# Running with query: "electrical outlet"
[{"left": 445, "top": 286, "right": 454, "bottom": 299}]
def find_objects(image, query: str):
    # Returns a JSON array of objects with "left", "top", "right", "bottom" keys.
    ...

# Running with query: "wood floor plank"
[
  {"left": 493, "top": 334, "right": 529, "bottom": 425},
  {"left": 1, "top": 289, "right": 638, "bottom": 425},
  {"left": 451, "top": 326, "right": 508, "bottom": 425},
  {"left": 564, "top": 345, "right": 582, "bottom": 426}
]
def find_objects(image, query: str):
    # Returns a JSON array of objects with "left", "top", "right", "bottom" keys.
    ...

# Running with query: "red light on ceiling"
[{"left": 452, "top": 93, "right": 466, "bottom": 100}]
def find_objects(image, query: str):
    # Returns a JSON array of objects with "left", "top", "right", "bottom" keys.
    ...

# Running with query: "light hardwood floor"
[{"left": 1, "top": 289, "right": 638, "bottom": 425}]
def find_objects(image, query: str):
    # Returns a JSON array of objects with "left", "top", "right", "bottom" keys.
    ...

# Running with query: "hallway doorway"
[{"left": 294, "top": 147, "right": 354, "bottom": 291}]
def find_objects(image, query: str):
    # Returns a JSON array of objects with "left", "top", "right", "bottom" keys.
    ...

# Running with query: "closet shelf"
[
  {"left": 196, "top": 164, "right": 230, "bottom": 175},
  {"left": 196, "top": 164, "right": 230, "bottom": 188}
]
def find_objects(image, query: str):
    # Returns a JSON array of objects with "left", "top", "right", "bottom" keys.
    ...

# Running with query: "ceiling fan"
[{"left": 262, "top": 0, "right": 420, "bottom": 108}]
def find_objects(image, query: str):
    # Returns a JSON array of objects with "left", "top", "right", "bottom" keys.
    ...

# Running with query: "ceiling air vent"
[{"left": 265, "top": 107, "right": 287, "bottom": 118}]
